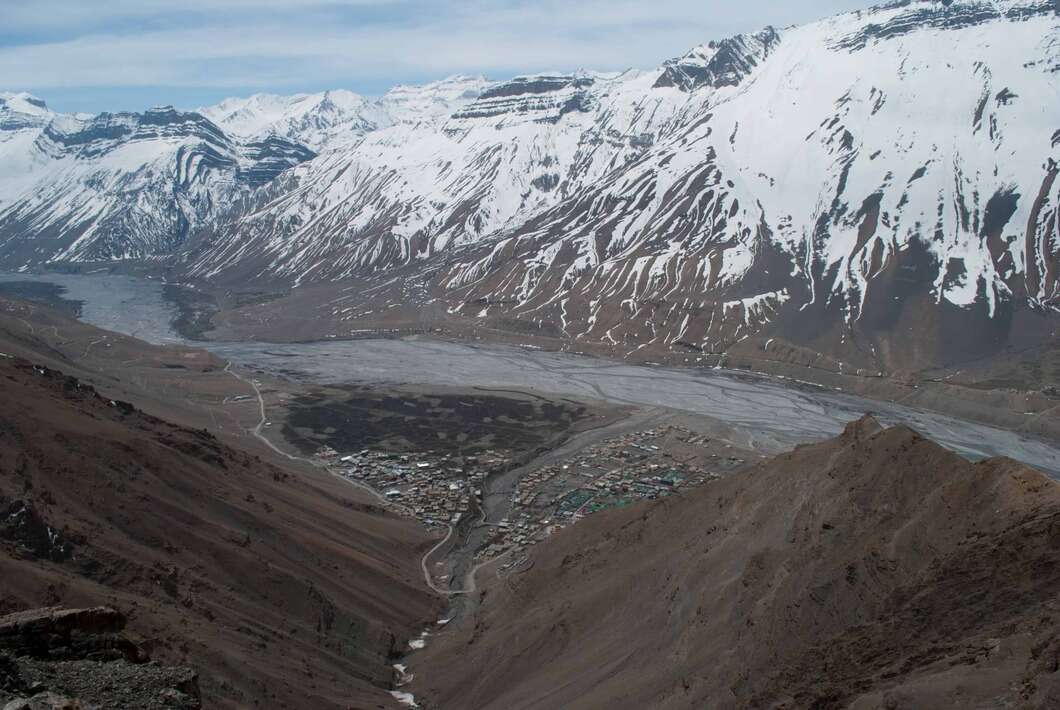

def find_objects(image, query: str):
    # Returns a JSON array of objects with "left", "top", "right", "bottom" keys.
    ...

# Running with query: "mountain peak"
[
  {"left": 199, "top": 89, "right": 376, "bottom": 149},
  {"left": 655, "top": 26, "right": 781, "bottom": 91},
  {"left": 0, "top": 92, "right": 51, "bottom": 117},
  {"left": 0, "top": 92, "right": 55, "bottom": 132},
  {"left": 831, "top": 0, "right": 1058, "bottom": 50}
]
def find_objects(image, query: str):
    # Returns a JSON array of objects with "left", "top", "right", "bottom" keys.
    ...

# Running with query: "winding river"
[{"left": 3, "top": 271, "right": 1058, "bottom": 477}]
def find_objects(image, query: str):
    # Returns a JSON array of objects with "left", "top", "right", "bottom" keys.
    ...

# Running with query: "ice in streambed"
[
  {"left": 393, "top": 663, "right": 414, "bottom": 686},
  {"left": 390, "top": 690, "right": 418, "bottom": 707}
]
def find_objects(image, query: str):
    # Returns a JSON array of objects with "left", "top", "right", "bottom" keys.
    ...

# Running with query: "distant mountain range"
[
  {"left": 198, "top": 76, "right": 492, "bottom": 150},
  {"left": 1, "top": 0, "right": 1057, "bottom": 377},
  {"left": 0, "top": 75, "right": 488, "bottom": 265}
]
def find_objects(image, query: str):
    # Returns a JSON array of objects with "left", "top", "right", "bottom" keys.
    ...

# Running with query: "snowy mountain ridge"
[
  {"left": 179, "top": 0, "right": 1059, "bottom": 374},
  {"left": 0, "top": 76, "right": 493, "bottom": 265},
  {"left": 0, "top": 103, "right": 317, "bottom": 263},
  {"left": 0, "top": 0, "right": 1058, "bottom": 375},
  {"left": 199, "top": 75, "right": 493, "bottom": 149},
  {"left": 0, "top": 92, "right": 54, "bottom": 130}
]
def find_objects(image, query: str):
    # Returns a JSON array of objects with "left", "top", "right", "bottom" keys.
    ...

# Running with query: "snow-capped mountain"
[
  {"left": 0, "top": 102, "right": 315, "bottom": 265},
  {"left": 200, "top": 90, "right": 381, "bottom": 150},
  {"left": 199, "top": 76, "right": 493, "bottom": 149},
  {"left": 2, "top": 0, "right": 1059, "bottom": 375},
  {"left": 177, "top": 0, "right": 1058, "bottom": 372},
  {"left": 0, "top": 92, "right": 55, "bottom": 131},
  {"left": 0, "top": 76, "right": 492, "bottom": 266}
]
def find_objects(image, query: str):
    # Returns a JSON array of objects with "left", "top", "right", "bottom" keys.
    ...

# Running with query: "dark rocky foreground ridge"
[
  {"left": 0, "top": 606, "right": 201, "bottom": 709},
  {"left": 414, "top": 416, "right": 1060, "bottom": 708},
  {"left": 0, "top": 343, "right": 440, "bottom": 708}
]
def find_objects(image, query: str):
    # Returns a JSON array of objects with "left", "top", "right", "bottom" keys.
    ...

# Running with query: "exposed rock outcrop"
[{"left": 0, "top": 607, "right": 200, "bottom": 710}]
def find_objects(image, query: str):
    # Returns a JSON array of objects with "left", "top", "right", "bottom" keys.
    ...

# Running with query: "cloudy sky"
[{"left": 3, "top": 0, "right": 870, "bottom": 113}]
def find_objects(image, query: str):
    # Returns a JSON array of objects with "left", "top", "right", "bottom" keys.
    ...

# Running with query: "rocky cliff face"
[
  {"left": 0, "top": 606, "right": 201, "bottom": 709},
  {"left": 653, "top": 27, "right": 780, "bottom": 91}
]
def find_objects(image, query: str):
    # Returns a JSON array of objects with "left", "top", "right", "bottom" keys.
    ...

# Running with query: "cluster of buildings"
[
  {"left": 476, "top": 425, "right": 732, "bottom": 564},
  {"left": 311, "top": 446, "right": 511, "bottom": 529},
  {"left": 310, "top": 424, "right": 749, "bottom": 576}
]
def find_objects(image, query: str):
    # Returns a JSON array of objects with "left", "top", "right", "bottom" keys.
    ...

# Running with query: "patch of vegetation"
[
  {"left": 0, "top": 281, "right": 83, "bottom": 318},
  {"left": 162, "top": 285, "right": 218, "bottom": 340},
  {"left": 282, "top": 385, "right": 590, "bottom": 458}
]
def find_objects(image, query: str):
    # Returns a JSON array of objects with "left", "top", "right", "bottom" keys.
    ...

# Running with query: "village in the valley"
[
  {"left": 312, "top": 423, "right": 753, "bottom": 566},
  {"left": 476, "top": 425, "right": 752, "bottom": 566},
  {"left": 311, "top": 445, "right": 502, "bottom": 528}
]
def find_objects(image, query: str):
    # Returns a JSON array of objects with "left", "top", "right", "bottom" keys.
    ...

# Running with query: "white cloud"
[{"left": 1, "top": 0, "right": 870, "bottom": 103}]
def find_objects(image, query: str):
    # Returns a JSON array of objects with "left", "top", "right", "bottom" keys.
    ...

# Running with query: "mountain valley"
[
  {"left": 0, "top": 1, "right": 1056, "bottom": 399},
  {"left": 2, "top": 1, "right": 1060, "bottom": 708}
]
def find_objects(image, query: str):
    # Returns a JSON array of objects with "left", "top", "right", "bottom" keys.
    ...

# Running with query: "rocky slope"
[
  {"left": 0, "top": 314, "right": 441, "bottom": 708},
  {"left": 0, "top": 606, "right": 201, "bottom": 709},
  {"left": 413, "top": 416, "right": 1060, "bottom": 709}
]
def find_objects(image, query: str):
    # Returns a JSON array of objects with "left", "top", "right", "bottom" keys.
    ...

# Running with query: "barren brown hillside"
[
  {"left": 0, "top": 341, "right": 440, "bottom": 708},
  {"left": 416, "top": 417, "right": 1060, "bottom": 709}
]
